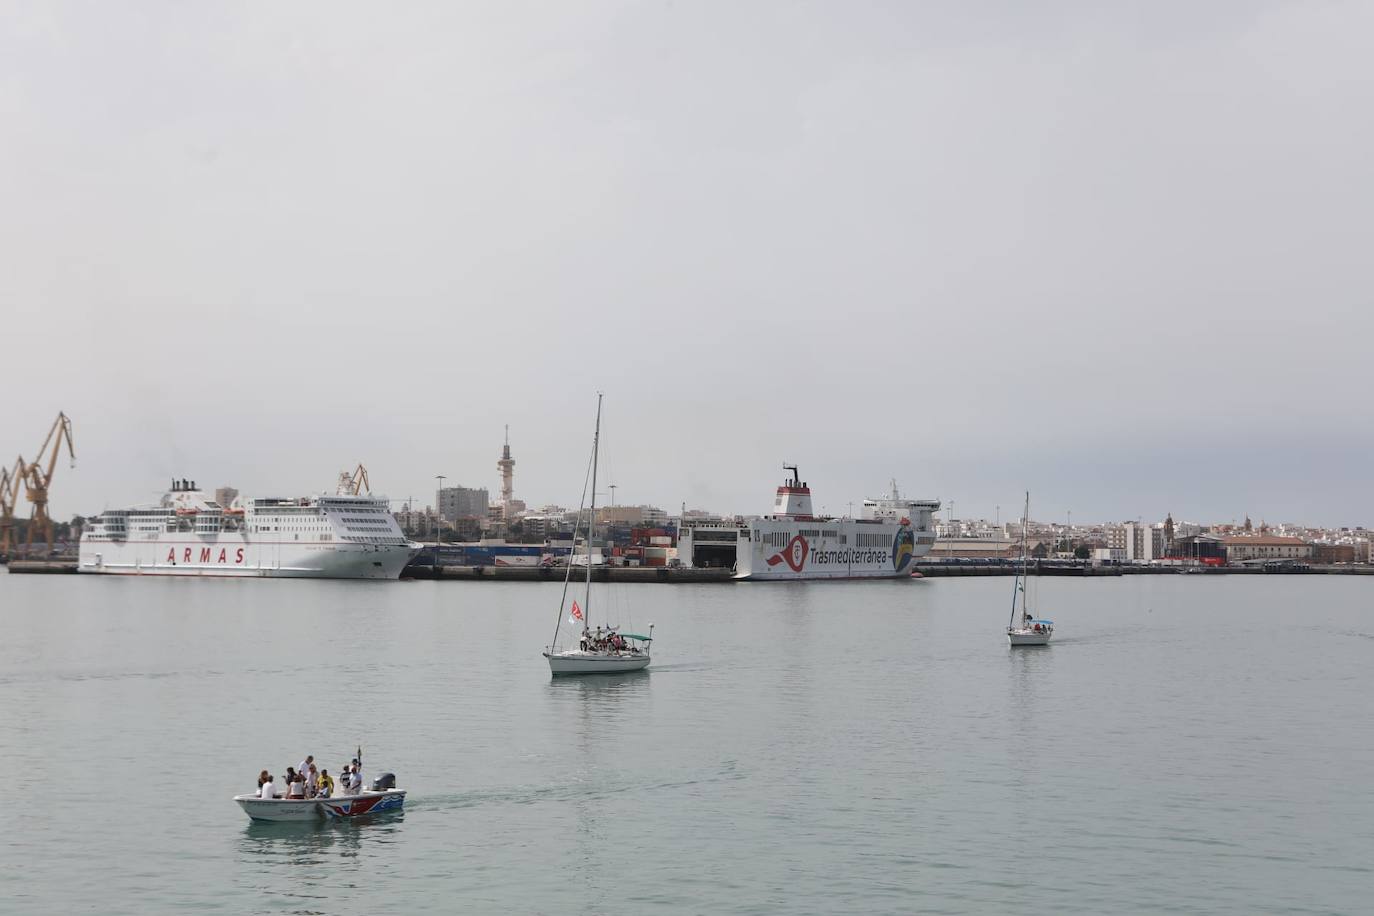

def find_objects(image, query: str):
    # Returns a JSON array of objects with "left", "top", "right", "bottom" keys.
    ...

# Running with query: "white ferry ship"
[
  {"left": 677, "top": 466, "right": 940, "bottom": 580},
  {"left": 79, "top": 475, "right": 418, "bottom": 579}
]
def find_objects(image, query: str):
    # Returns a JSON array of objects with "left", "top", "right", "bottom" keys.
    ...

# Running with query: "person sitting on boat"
[
  {"left": 286, "top": 769, "right": 306, "bottom": 799},
  {"left": 258, "top": 774, "right": 278, "bottom": 799},
  {"left": 317, "top": 769, "right": 334, "bottom": 798},
  {"left": 257, "top": 769, "right": 270, "bottom": 793}
]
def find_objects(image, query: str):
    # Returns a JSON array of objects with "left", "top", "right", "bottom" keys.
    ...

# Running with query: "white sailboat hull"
[
  {"left": 544, "top": 650, "right": 651, "bottom": 675},
  {"left": 1007, "top": 628, "right": 1052, "bottom": 647}
]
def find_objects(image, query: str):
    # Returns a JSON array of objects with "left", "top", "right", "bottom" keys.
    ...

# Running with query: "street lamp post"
[{"left": 435, "top": 475, "right": 446, "bottom": 545}]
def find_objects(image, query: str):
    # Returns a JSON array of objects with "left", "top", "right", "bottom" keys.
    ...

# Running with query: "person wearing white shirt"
[
  {"left": 349, "top": 759, "right": 363, "bottom": 795},
  {"left": 258, "top": 776, "right": 278, "bottom": 799}
]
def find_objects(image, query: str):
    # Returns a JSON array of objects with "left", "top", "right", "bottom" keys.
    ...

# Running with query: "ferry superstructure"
[
  {"left": 79, "top": 475, "right": 418, "bottom": 579},
  {"left": 678, "top": 466, "right": 940, "bottom": 580}
]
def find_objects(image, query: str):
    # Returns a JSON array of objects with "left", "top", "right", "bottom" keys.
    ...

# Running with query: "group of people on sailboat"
[
  {"left": 255, "top": 753, "right": 363, "bottom": 800},
  {"left": 578, "top": 626, "right": 640, "bottom": 656}
]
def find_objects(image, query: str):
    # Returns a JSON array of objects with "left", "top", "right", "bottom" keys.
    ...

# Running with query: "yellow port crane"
[
  {"left": 344, "top": 463, "right": 371, "bottom": 496},
  {"left": 0, "top": 455, "right": 25, "bottom": 556},
  {"left": 22, "top": 411, "right": 76, "bottom": 554}
]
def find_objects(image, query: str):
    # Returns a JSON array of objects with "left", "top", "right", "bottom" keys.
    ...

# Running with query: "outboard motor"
[{"left": 371, "top": 772, "right": 396, "bottom": 792}]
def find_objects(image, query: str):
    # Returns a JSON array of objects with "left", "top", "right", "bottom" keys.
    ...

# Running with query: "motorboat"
[
  {"left": 234, "top": 771, "right": 405, "bottom": 821},
  {"left": 234, "top": 789, "right": 406, "bottom": 822}
]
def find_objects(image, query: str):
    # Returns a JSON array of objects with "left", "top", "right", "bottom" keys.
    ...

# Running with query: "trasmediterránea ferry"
[
  {"left": 79, "top": 475, "right": 418, "bottom": 579},
  {"left": 678, "top": 466, "right": 940, "bottom": 580}
]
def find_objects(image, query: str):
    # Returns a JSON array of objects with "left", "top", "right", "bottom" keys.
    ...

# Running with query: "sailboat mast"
[
  {"left": 1019, "top": 491, "right": 1030, "bottom": 621},
  {"left": 585, "top": 393, "right": 602, "bottom": 624}
]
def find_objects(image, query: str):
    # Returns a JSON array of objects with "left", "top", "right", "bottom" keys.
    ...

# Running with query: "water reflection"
[
  {"left": 1005, "top": 644, "right": 1054, "bottom": 791},
  {"left": 544, "top": 669, "right": 651, "bottom": 698},
  {"left": 237, "top": 813, "right": 406, "bottom": 869}
]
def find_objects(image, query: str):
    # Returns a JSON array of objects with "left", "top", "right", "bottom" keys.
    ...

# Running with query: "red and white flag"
[{"left": 569, "top": 600, "right": 583, "bottom": 625}]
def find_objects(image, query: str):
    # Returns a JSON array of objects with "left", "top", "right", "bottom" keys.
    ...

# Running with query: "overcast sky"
[{"left": 3, "top": 1, "right": 1371, "bottom": 527}]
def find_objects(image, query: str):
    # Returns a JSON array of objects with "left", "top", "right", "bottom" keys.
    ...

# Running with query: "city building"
[
  {"left": 1221, "top": 535, "right": 1313, "bottom": 563},
  {"left": 438, "top": 486, "right": 489, "bottom": 523},
  {"left": 928, "top": 537, "right": 1018, "bottom": 559},
  {"left": 1313, "top": 544, "right": 1355, "bottom": 564},
  {"left": 1168, "top": 534, "right": 1226, "bottom": 563},
  {"left": 1115, "top": 522, "right": 1168, "bottom": 562},
  {"left": 598, "top": 505, "right": 669, "bottom": 527}
]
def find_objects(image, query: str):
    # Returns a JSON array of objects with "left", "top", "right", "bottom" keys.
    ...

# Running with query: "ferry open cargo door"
[{"left": 682, "top": 526, "right": 740, "bottom": 569}]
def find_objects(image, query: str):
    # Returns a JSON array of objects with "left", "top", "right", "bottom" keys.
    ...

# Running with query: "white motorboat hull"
[
  {"left": 544, "top": 650, "right": 651, "bottom": 675},
  {"left": 1007, "top": 629, "right": 1052, "bottom": 647},
  {"left": 234, "top": 795, "right": 325, "bottom": 822},
  {"left": 233, "top": 790, "right": 406, "bottom": 821}
]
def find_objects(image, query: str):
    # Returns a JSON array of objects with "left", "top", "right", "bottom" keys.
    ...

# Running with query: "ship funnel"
[{"left": 773, "top": 464, "right": 814, "bottom": 519}]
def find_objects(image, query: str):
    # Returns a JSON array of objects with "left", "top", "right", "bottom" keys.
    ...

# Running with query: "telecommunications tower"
[{"left": 497, "top": 425, "right": 515, "bottom": 518}]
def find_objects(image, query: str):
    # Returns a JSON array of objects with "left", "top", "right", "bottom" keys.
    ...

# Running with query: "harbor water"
[{"left": 1, "top": 572, "right": 1370, "bottom": 914}]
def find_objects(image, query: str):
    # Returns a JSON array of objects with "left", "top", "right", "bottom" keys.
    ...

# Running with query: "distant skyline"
[{"left": 4, "top": 1, "right": 1371, "bottom": 527}]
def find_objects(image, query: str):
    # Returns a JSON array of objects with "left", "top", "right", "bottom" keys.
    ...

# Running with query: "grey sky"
[{"left": 3, "top": 1, "right": 1370, "bottom": 526}]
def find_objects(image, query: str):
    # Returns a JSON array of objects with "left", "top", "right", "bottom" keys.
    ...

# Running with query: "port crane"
[
  {"left": 0, "top": 455, "right": 25, "bottom": 556},
  {"left": 22, "top": 411, "right": 76, "bottom": 554},
  {"left": 337, "top": 463, "right": 371, "bottom": 496}
]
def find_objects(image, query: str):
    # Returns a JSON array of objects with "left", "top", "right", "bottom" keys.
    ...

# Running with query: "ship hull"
[
  {"left": 78, "top": 539, "right": 416, "bottom": 579},
  {"left": 734, "top": 520, "right": 934, "bottom": 581}
]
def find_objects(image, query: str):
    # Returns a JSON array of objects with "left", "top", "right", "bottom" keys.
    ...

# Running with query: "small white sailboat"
[
  {"left": 1007, "top": 491, "right": 1054, "bottom": 647},
  {"left": 543, "top": 394, "right": 653, "bottom": 675}
]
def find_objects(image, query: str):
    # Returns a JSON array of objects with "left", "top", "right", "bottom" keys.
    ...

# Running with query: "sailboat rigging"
[
  {"left": 543, "top": 394, "right": 653, "bottom": 675},
  {"left": 1007, "top": 491, "right": 1054, "bottom": 647}
]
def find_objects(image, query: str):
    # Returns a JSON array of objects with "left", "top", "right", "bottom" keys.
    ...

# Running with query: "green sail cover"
[{"left": 618, "top": 633, "right": 653, "bottom": 641}]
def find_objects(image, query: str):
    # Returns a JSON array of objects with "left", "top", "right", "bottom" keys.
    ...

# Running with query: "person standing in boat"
[
  {"left": 304, "top": 764, "right": 320, "bottom": 799},
  {"left": 349, "top": 758, "right": 363, "bottom": 794}
]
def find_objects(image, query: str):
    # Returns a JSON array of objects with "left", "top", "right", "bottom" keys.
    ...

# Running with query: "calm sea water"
[{"left": 1, "top": 571, "right": 1370, "bottom": 914}]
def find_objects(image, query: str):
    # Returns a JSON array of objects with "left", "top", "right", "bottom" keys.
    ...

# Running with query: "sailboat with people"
[
  {"left": 1007, "top": 491, "right": 1054, "bottom": 647},
  {"left": 542, "top": 394, "right": 653, "bottom": 675}
]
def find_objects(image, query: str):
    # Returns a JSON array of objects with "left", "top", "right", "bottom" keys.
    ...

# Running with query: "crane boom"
[
  {"left": 334, "top": 463, "right": 371, "bottom": 497},
  {"left": 0, "top": 455, "right": 24, "bottom": 556},
  {"left": 350, "top": 463, "right": 370, "bottom": 496},
  {"left": 23, "top": 411, "right": 76, "bottom": 555}
]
